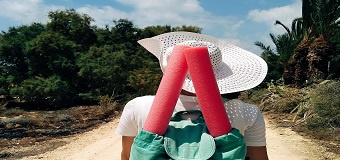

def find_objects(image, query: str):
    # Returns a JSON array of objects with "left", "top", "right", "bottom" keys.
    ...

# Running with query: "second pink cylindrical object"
[{"left": 184, "top": 46, "right": 232, "bottom": 137}]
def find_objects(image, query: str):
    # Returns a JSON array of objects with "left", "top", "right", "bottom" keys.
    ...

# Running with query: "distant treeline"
[
  {"left": 0, "top": 3, "right": 339, "bottom": 109},
  {"left": 0, "top": 9, "right": 202, "bottom": 108}
]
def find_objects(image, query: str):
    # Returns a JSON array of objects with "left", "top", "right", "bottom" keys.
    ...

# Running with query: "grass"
[
  {"left": 241, "top": 80, "right": 340, "bottom": 154},
  {"left": 240, "top": 85, "right": 306, "bottom": 113},
  {"left": 307, "top": 80, "right": 340, "bottom": 129}
]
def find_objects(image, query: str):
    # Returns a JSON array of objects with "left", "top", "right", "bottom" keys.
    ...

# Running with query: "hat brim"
[{"left": 138, "top": 32, "right": 268, "bottom": 94}]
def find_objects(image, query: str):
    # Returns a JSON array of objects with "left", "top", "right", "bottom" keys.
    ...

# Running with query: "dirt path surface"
[
  {"left": 264, "top": 113, "right": 338, "bottom": 160},
  {"left": 20, "top": 115, "right": 338, "bottom": 160},
  {"left": 20, "top": 118, "right": 121, "bottom": 160}
]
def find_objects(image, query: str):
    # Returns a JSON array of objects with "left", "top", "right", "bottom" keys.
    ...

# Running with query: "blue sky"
[{"left": 0, "top": 0, "right": 302, "bottom": 55}]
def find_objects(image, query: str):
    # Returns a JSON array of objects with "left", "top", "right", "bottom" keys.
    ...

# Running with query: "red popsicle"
[
  {"left": 184, "top": 46, "right": 232, "bottom": 137},
  {"left": 143, "top": 45, "right": 191, "bottom": 135}
]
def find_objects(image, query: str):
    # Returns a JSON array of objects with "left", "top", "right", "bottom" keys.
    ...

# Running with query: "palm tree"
[
  {"left": 281, "top": 0, "right": 339, "bottom": 85},
  {"left": 255, "top": 20, "right": 303, "bottom": 84},
  {"left": 305, "top": 0, "right": 339, "bottom": 81},
  {"left": 255, "top": 41, "right": 281, "bottom": 83}
]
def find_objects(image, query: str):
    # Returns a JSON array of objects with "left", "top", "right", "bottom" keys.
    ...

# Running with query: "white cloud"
[
  {"left": 0, "top": 0, "right": 244, "bottom": 38},
  {"left": 76, "top": 6, "right": 129, "bottom": 28},
  {"left": 247, "top": 0, "right": 302, "bottom": 34},
  {"left": 0, "top": 0, "right": 256, "bottom": 53},
  {"left": 114, "top": 0, "right": 249, "bottom": 52},
  {"left": 112, "top": 0, "right": 242, "bottom": 32},
  {"left": 76, "top": 0, "right": 245, "bottom": 48},
  {"left": 115, "top": 0, "right": 204, "bottom": 14},
  {"left": 0, "top": 0, "right": 64, "bottom": 24}
]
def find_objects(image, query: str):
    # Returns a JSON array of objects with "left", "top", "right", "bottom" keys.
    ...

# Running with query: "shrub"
[
  {"left": 274, "top": 96, "right": 303, "bottom": 113},
  {"left": 239, "top": 88, "right": 269, "bottom": 104},
  {"left": 0, "top": 101, "right": 7, "bottom": 113},
  {"left": 1, "top": 108, "right": 26, "bottom": 117},
  {"left": 99, "top": 95, "right": 119, "bottom": 113},
  {"left": 9, "top": 75, "right": 73, "bottom": 108},
  {"left": 242, "top": 84, "right": 305, "bottom": 113},
  {"left": 0, "top": 117, "right": 32, "bottom": 128},
  {"left": 308, "top": 81, "right": 340, "bottom": 129}
]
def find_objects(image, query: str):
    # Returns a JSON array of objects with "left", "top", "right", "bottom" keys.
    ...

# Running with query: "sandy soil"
[{"left": 20, "top": 115, "right": 338, "bottom": 160}]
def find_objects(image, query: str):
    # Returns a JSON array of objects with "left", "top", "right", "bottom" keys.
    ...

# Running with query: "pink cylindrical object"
[
  {"left": 185, "top": 46, "right": 232, "bottom": 137},
  {"left": 143, "top": 45, "right": 190, "bottom": 135}
]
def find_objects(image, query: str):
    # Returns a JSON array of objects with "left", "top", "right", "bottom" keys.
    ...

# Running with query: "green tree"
[
  {"left": 271, "top": 20, "right": 308, "bottom": 85},
  {"left": 141, "top": 25, "right": 172, "bottom": 38},
  {"left": 7, "top": 32, "right": 79, "bottom": 106},
  {"left": 10, "top": 75, "right": 73, "bottom": 107},
  {"left": 254, "top": 20, "right": 301, "bottom": 84},
  {"left": 289, "top": 0, "right": 339, "bottom": 83},
  {"left": 305, "top": 0, "right": 339, "bottom": 81},
  {"left": 254, "top": 41, "right": 281, "bottom": 84},
  {"left": 95, "top": 25, "right": 111, "bottom": 46},
  {"left": 127, "top": 67, "right": 161, "bottom": 96},
  {"left": 47, "top": 9, "right": 97, "bottom": 51},
  {"left": 171, "top": 25, "right": 202, "bottom": 33},
  {"left": 257, "top": 0, "right": 339, "bottom": 85},
  {"left": 0, "top": 23, "right": 46, "bottom": 95},
  {"left": 140, "top": 25, "right": 202, "bottom": 38},
  {"left": 77, "top": 45, "right": 132, "bottom": 100},
  {"left": 329, "top": 27, "right": 340, "bottom": 78},
  {"left": 24, "top": 32, "right": 77, "bottom": 79},
  {"left": 110, "top": 19, "right": 141, "bottom": 47}
]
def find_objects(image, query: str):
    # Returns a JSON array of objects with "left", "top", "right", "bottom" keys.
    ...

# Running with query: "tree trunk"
[
  {"left": 307, "top": 35, "right": 333, "bottom": 82},
  {"left": 284, "top": 39, "right": 310, "bottom": 86}
]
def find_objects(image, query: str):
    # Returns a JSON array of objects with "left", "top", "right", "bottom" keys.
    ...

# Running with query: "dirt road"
[{"left": 21, "top": 115, "right": 338, "bottom": 160}]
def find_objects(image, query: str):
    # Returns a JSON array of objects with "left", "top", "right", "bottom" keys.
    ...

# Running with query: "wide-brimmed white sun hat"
[{"left": 138, "top": 32, "right": 268, "bottom": 94}]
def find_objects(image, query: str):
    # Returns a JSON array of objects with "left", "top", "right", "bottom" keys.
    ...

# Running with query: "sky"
[{"left": 0, "top": 0, "right": 302, "bottom": 55}]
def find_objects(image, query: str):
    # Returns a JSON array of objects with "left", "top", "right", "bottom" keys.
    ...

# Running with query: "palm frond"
[
  {"left": 254, "top": 41, "right": 275, "bottom": 55},
  {"left": 292, "top": 17, "right": 304, "bottom": 41},
  {"left": 275, "top": 20, "right": 291, "bottom": 36}
]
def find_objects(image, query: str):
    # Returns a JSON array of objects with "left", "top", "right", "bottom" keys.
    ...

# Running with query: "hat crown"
[
  {"left": 138, "top": 32, "right": 268, "bottom": 94},
  {"left": 162, "top": 41, "right": 222, "bottom": 72}
]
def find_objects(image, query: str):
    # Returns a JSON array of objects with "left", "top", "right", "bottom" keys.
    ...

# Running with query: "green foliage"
[
  {"left": 95, "top": 27, "right": 111, "bottom": 46},
  {"left": 305, "top": 0, "right": 339, "bottom": 38},
  {"left": 329, "top": 27, "right": 340, "bottom": 79},
  {"left": 255, "top": 20, "right": 303, "bottom": 84},
  {"left": 255, "top": 41, "right": 281, "bottom": 84},
  {"left": 331, "top": 27, "right": 340, "bottom": 53},
  {"left": 24, "top": 32, "right": 77, "bottom": 78},
  {"left": 10, "top": 76, "right": 72, "bottom": 107},
  {"left": 257, "top": 0, "right": 339, "bottom": 85},
  {"left": 77, "top": 45, "right": 131, "bottom": 100},
  {"left": 99, "top": 95, "right": 119, "bottom": 112},
  {"left": 128, "top": 68, "right": 162, "bottom": 96},
  {"left": 111, "top": 19, "right": 141, "bottom": 46},
  {"left": 140, "top": 25, "right": 202, "bottom": 38},
  {"left": 0, "top": 23, "right": 46, "bottom": 84},
  {"left": 0, "top": 9, "right": 203, "bottom": 108},
  {"left": 308, "top": 81, "right": 340, "bottom": 129},
  {"left": 171, "top": 25, "right": 202, "bottom": 33},
  {"left": 47, "top": 9, "right": 97, "bottom": 51},
  {"left": 0, "top": 65, "right": 11, "bottom": 95},
  {"left": 141, "top": 25, "right": 172, "bottom": 38}
]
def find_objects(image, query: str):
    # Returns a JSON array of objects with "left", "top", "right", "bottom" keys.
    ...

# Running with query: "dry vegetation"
[
  {"left": 240, "top": 80, "right": 340, "bottom": 155},
  {"left": 0, "top": 95, "right": 120, "bottom": 159}
]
